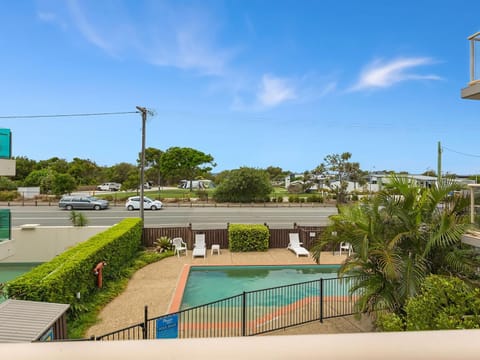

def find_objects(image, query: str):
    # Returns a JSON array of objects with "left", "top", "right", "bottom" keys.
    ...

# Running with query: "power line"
[
  {"left": 443, "top": 146, "right": 480, "bottom": 158},
  {"left": 0, "top": 111, "right": 139, "bottom": 119}
]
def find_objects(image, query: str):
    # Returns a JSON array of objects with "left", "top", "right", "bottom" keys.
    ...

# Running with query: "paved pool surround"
[{"left": 86, "top": 249, "right": 373, "bottom": 337}]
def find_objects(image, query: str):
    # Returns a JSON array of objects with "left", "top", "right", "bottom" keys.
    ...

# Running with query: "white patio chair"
[
  {"left": 171, "top": 237, "right": 187, "bottom": 257},
  {"left": 339, "top": 242, "right": 353, "bottom": 256}
]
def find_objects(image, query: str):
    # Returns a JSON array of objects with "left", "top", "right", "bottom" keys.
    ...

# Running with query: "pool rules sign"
[{"left": 156, "top": 314, "right": 179, "bottom": 339}]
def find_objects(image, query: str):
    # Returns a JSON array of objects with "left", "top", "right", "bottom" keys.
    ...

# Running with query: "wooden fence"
[{"left": 142, "top": 223, "right": 326, "bottom": 250}]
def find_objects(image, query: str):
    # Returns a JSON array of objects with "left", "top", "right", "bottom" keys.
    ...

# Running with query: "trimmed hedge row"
[
  {"left": 6, "top": 218, "right": 143, "bottom": 305},
  {"left": 228, "top": 224, "right": 269, "bottom": 252}
]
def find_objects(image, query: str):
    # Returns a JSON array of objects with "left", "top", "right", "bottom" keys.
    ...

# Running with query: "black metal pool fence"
[{"left": 95, "top": 275, "right": 364, "bottom": 340}]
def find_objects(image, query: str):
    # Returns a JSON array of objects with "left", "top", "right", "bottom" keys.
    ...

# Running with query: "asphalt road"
[{"left": 7, "top": 205, "right": 337, "bottom": 228}]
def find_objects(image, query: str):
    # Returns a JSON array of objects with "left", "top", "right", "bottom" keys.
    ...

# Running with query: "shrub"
[
  {"left": 6, "top": 218, "right": 143, "bottom": 311},
  {"left": 228, "top": 224, "right": 269, "bottom": 252},
  {"left": 213, "top": 167, "right": 272, "bottom": 203},
  {"left": 195, "top": 190, "right": 209, "bottom": 201},
  {"left": 377, "top": 275, "right": 480, "bottom": 331},
  {"left": 277, "top": 196, "right": 283, "bottom": 203},
  {"left": 154, "top": 236, "right": 172, "bottom": 253},
  {"left": 69, "top": 210, "right": 88, "bottom": 226},
  {"left": 0, "top": 177, "right": 17, "bottom": 191},
  {"left": 0, "top": 191, "right": 18, "bottom": 201}
]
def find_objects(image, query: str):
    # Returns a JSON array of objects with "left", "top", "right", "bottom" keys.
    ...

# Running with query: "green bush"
[
  {"left": 6, "top": 218, "right": 143, "bottom": 309},
  {"left": 196, "top": 190, "right": 209, "bottom": 201},
  {"left": 69, "top": 210, "right": 88, "bottom": 226},
  {"left": 213, "top": 167, "right": 273, "bottom": 203},
  {"left": 377, "top": 275, "right": 480, "bottom": 331},
  {"left": 228, "top": 224, "right": 269, "bottom": 252},
  {"left": 277, "top": 196, "right": 283, "bottom": 203},
  {"left": 0, "top": 190, "right": 19, "bottom": 201},
  {"left": 288, "top": 195, "right": 298, "bottom": 203}
]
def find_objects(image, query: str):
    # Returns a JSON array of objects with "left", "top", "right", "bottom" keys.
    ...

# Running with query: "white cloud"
[
  {"left": 257, "top": 74, "right": 296, "bottom": 107},
  {"left": 64, "top": 0, "right": 234, "bottom": 75},
  {"left": 37, "top": 12, "right": 56, "bottom": 22},
  {"left": 37, "top": 11, "right": 68, "bottom": 30},
  {"left": 350, "top": 57, "right": 442, "bottom": 91},
  {"left": 67, "top": 0, "right": 115, "bottom": 55}
]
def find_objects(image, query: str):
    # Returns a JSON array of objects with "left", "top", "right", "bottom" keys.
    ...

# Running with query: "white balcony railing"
[{"left": 468, "top": 32, "right": 480, "bottom": 84}]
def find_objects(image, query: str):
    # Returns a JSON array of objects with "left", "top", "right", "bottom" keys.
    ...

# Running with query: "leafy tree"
[
  {"left": 67, "top": 158, "right": 102, "bottom": 185},
  {"left": 311, "top": 176, "right": 477, "bottom": 316},
  {"left": 213, "top": 170, "right": 231, "bottom": 186},
  {"left": 213, "top": 167, "right": 273, "bottom": 203},
  {"left": 122, "top": 172, "right": 140, "bottom": 192},
  {"left": 379, "top": 275, "right": 480, "bottom": 331},
  {"left": 315, "top": 152, "right": 360, "bottom": 204},
  {"left": 160, "top": 147, "right": 215, "bottom": 191},
  {"left": 265, "top": 166, "right": 288, "bottom": 182},
  {"left": 105, "top": 162, "right": 138, "bottom": 185},
  {"left": 0, "top": 177, "right": 17, "bottom": 191},
  {"left": 51, "top": 173, "right": 77, "bottom": 196},
  {"left": 138, "top": 147, "right": 163, "bottom": 185},
  {"left": 12, "top": 156, "right": 36, "bottom": 182},
  {"left": 37, "top": 157, "right": 69, "bottom": 174},
  {"left": 23, "top": 169, "right": 56, "bottom": 194}
]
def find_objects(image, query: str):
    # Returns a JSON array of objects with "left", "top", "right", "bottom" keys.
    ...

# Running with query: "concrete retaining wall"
[{"left": 0, "top": 226, "right": 109, "bottom": 263}]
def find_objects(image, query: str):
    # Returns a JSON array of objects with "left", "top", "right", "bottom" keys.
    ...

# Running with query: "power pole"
[
  {"left": 437, "top": 141, "right": 442, "bottom": 184},
  {"left": 136, "top": 106, "right": 147, "bottom": 227}
]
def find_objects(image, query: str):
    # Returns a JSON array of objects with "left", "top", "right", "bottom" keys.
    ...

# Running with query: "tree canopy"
[
  {"left": 213, "top": 167, "right": 273, "bottom": 203},
  {"left": 314, "top": 152, "right": 362, "bottom": 203},
  {"left": 159, "top": 147, "right": 215, "bottom": 190},
  {"left": 311, "top": 176, "right": 478, "bottom": 316}
]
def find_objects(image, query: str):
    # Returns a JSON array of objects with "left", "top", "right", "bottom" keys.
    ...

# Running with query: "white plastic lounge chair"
[
  {"left": 339, "top": 242, "right": 353, "bottom": 256},
  {"left": 171, "top": 237, "right": 187, "bottom": 257},
  {"left": 192, "top": 234, "right": 206, "bottom": 258},
  {"left": 287, "top": 233, "right": 310, "bottom": 257}
]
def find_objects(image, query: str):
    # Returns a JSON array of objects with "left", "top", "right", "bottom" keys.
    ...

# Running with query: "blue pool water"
[
  {"left": 0, "top": 263, "right": 41, "bottom": 302},
  {"left": 180, "top": 265, "right": 342, "bottom": 309}
]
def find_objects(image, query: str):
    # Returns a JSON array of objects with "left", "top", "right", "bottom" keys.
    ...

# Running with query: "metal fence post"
[
  {"left": 319, "top": 278, "right": 324, "bottom": 323},
  {"left": 242, "top": 292, "right": 246, "bottom": 336},
  {"left": 143, "top": 305, "right": 148, "bottom": 339}
]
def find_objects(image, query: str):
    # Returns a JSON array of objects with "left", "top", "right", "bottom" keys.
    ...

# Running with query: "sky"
[{"left": 1, "top": 0, "right": 480, "bottom": 175}]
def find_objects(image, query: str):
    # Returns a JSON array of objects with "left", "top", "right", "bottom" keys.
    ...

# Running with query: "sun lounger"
[
  {"left": 287, "top": 233, "right": 310, "bottom": 257},
  {"left": 192, "top": 234, "right": 206, "bottom": 258}
]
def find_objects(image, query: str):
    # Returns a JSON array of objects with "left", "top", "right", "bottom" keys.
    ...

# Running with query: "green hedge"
[
  {"left": 228, "top": 224, "right": 269, "bottom": 252},
  {"left": 6, "top": 218, "right": 143, "bottom": 305}
]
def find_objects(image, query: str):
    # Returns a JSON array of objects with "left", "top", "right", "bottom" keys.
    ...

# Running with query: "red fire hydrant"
[{"left": 93, "top": 261, "right": 107, "bottom": 288}]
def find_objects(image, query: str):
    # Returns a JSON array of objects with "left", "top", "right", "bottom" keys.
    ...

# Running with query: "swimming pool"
[
  {"left": 180, "top": 265, "right": 341, "bottom": 309},
  {"left": 0, "top": 263, "right": 41, "bottom": 302}
]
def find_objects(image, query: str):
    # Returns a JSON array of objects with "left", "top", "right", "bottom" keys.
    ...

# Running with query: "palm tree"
[{"left": 311, "top": 175, "right": 476, "bottom": 316}]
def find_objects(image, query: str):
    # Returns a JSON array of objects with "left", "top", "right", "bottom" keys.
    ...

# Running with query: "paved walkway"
[{"left": 86, "top": 249, "right": 373, "bottom": 338}]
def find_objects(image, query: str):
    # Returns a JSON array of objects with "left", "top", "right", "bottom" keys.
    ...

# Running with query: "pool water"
[
  {"left": 180, "top": 265, "right": 341, "bottom": 309},
  {"left": 0, "top": 263, "right": 41, "bottom": 302}
]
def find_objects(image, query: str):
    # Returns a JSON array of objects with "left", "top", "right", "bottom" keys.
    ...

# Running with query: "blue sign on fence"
[{"left": 156, "top": 314, "right": 178, "bottom": 339}]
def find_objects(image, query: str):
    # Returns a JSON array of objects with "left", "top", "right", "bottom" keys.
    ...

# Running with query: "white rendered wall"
[{"left": 0, "top": 226, "right": 109, "bottom": 262}]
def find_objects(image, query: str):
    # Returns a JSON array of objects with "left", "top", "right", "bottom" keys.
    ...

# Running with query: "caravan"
[{"left": 178, "top": 180, "right": 214, "bottom": 190}]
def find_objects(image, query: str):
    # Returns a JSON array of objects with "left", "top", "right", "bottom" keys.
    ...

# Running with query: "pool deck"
[{"left": 86, "top": 249, "right": 374, "bottom": 338}]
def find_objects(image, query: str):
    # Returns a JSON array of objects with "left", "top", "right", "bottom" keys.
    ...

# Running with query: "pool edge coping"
[{"left": 168, "top": 263, "right": 342, "bottom": 313}]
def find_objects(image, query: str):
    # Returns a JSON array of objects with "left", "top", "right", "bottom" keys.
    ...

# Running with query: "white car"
[
  {"left": 125, "top": 196, "right": 163, "bottom": 211},
  {"left": 96, "top": 182, "right": 121, "bottom": 191}
]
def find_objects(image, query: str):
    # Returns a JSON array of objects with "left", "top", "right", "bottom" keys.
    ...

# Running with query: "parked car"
[
  {"left": 96, "top": 182, "right": 121, "bottom": 191},
  {"left": 125, "top": 196, "right": 163, "bottom": 211},
  {"left": 59, "top": 196, "right": 109, "bottom": 210}
]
